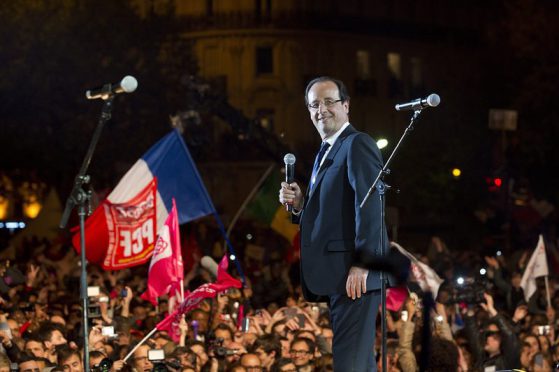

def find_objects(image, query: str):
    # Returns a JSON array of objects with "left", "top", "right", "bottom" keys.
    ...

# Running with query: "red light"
[{"left": 493, "top": 178, "right": 502, "bottom": 187}]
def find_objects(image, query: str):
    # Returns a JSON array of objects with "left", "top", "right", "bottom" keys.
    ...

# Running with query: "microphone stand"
[
  {"left": 360, "top": 109, "right": 423, "bottom": 372},
  {"left": 60, "top": 95, "right": 115, "bottom": 372}
]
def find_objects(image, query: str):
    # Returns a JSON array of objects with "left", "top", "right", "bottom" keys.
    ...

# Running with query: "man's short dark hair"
[
  {"left": 214, "top": 323, "right": 234, "bottom": 340},
  {"left": 426, "top": 338, "right": 458, "bottom": 372},
  {"left": 304, "top": 76, "right": 350, "bottom": 105},
  {"left": 252, "top": 334, "right": 281, "bottom": 357},
  {"left": 36, "top": 322, "right": 65, "bottom": 343},
  {"left": 57, "top": 346, "right": 81, "bottom": 365}
]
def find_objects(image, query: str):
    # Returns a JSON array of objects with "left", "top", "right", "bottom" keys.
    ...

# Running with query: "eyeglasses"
[
  {"left": 307, "top": 99, "right": 342, "bottom": 110},
  {"left": 290, "top": 349, "right": 311, "bottom": 355}
]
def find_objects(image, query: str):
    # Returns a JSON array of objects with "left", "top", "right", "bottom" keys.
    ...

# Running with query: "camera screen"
[
  {"left": 101, "top": 326, "right": 114, "bottom": 337},
  {"left": 148, "top": 349, "right": 165, "bottom": 361},
  {"left": 87, "top": 286, "right": 100, "bottom": 297}
]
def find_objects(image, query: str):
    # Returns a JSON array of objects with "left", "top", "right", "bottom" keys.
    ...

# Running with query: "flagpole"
[
  {"left": 544, "top": 275, "right": 551, "bottom": 308},
  {"left": 226, "top": 163, "right": 275, "bottom": 237},
  {"left": 123, "top": 327, "right": 158, "bottom": 363},
  {"left": 180, "top": 279, "right": 185, "bottom": 302}
]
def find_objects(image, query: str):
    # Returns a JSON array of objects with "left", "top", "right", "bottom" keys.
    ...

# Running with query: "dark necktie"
[{"left": 310, "top": 142, "right": 330, "bottom": 190}]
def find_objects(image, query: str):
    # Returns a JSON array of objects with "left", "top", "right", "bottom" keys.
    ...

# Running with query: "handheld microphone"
[
  {"left": 86, "top": 75, "right": 138, "bottom": 100},
  {"left": 283, "top": 153, "right": 296, "bottom": 212},
  {"left": 395, "top": 93, "right": 440, "bottom": 111}
]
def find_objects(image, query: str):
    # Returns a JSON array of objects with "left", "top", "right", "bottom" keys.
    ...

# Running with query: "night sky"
[{"left": 1, "top": 0, "right": 558, "bottom": 251}]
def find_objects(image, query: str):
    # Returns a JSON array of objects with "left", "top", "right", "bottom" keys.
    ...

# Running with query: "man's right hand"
[{"left": 279, "top": 182, "right": 303, "bottom": 211}]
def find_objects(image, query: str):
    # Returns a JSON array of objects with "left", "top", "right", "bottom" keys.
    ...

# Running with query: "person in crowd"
[
  {"left": 0, "top": 353, "right": 11, "bottom": 372},
  {"left": 464, "top": 292, "right": 520, "bottom": 370},
  {"left": 57, "top": 346, "right": 83, "bottom": 372},
  {"left": 289, "top": 338, "right": 315, "bottom": 372},
  {"left": 240, "top": 352, "right": 262, "bottom": 371},
  {"left": 252, "top": 334, "right": 281, "bottom": 371},
  {"left": 18, "top": 353, "right": 42, "bottom": 372},
  {"left": 270, "top": 358, "right": 297, "bottom": 372}
]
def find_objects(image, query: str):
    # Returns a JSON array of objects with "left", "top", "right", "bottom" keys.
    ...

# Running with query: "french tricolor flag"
[{"left": 72, "top": 129, "right": 215, "bottom": 270}]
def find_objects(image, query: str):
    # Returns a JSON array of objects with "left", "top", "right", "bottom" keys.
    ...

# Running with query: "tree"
[{"left": 0, "top": 0, "right": 198, "bottom": 195}]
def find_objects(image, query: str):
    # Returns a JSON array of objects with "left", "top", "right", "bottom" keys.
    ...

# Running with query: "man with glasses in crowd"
[{"left": 279, "top": 76, "right": 385, "bottom": 371}]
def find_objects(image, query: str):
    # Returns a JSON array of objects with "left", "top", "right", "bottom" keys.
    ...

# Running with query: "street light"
[{"left": 376, "top": 138, "right": 388, "bottom": 149}]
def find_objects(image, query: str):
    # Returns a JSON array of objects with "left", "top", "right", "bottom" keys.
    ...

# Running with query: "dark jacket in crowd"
[{"left": 464, "top": 313, "right": 520, "bottom": 371}]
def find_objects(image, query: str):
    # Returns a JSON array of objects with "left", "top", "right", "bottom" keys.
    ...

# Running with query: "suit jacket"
[{"left": 295, "top": 125, "right": 386, "bottom": 300}]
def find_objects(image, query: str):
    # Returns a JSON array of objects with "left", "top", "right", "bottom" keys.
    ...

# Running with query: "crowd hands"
[
  {"left": 382, "top": 236, "right": 559, "bottom": 372},
  {"left": 0, "top": 236, "right": 335, "bottom": 372},
  {"left": 0, "top": 233, "right": 558, "bottom": 372}
]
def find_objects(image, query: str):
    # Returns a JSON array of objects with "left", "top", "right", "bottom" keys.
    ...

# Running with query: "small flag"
[
  {"left": 141, "top": 200, "right": 184, "bottom": 305},
  {"left": 520, "top": 234, "right": 548, "bottom": 301},
  {"left": 391, "top": 242, "right": 444, "bottom": 298},
  {"left": 156, "top": 255, "right": 242, "bottom": 341}
]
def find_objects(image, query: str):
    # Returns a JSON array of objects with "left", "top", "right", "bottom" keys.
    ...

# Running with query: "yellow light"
[
  {"left": 452, "top": 168, "right": 462, "bottom": 178},
  {"left": 23, "top": 201, "right": 42, "bottom": 219},
  {"left": 0, "top": 197, "right": 8, "bottom": 220}
]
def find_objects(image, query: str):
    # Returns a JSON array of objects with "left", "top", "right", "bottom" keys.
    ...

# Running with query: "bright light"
[
  {"left": 480, "top": 268, "right": 487, "bottom": 275},
  {"left": 0, "top": 197, "right": 8, "bottom": 220},
  {"left": 452, "top": 168, "right": 462, "bottom": 178},
  {"left": 493, "top": 178, "right": 502, "bottom": 187},
  {"left": 456, "top": 277, "right": 465, "bottom": 285},
  {"left": 496, "top": 250, "right": 502, "bottom": 256},
  {"left": 229, "top": 254, "right": 236, "bottom": 261},
  {"left": 23, "top": 201, "right": 42, "bottom": 219},
  {"left": 376, "top": 138, "right": 388, "bottom": 149},
  {"left": 246, "top": 233, "right": 253, "bottom": 240}
]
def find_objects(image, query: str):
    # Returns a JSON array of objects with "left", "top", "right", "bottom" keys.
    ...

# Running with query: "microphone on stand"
[
  {"left": 86, "top": 75, "right": 138, "bottom": 100},
  {"left": 395, "top": 94, "right": 440, "bottom": 111},
  {"left": 283, "top": 153, "right": 296, "bottom": 212}
]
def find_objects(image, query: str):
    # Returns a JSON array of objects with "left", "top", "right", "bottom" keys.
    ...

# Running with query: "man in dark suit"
[{"left": 279, "top": 76, "right": 385, "bottom": 371}]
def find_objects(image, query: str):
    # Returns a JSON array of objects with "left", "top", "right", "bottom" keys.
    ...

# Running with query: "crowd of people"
[{"left": 0, "top": 230, "right": 557, "bottom": 372}]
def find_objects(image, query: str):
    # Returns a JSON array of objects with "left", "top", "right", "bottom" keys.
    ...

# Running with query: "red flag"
[
  {"left": 71, "top": 130, "right": 216, "bottom": 270},
  {"left": 156, "top": 255, "right": 242, "bottom": 341},
  {"left": 141, "top": 200, "right": 184, "bottom": 305},
  {"left": 72, "top": 179, "right": 158, "bottom": 269},
  {"left": 386, "top": 286, "right": 408, "bottom": 312}
]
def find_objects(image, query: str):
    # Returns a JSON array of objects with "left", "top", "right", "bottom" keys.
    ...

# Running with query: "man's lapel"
[{"left": 306, "top": 125, "right": 356, "bottom": 203}]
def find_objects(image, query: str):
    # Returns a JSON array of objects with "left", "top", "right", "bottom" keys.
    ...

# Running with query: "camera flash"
[
  {"left": 456, "top": 277, "right": 465, "bottom": 285},
  {"left": 480, "top": 268, "right": 487, "bottom": 275}
]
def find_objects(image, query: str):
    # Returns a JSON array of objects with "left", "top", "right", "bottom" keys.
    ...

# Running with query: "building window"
[
  {"left": 255, "top": 0, "right": 272, "bottom": 19},
  {"left": 387, "top": 52, "right": 403, "bottom": 97},
  {"left": 410, "top": 57, "right": 423, "bottom": 96},
  {"left": 355, "top": 50, "right": 376, "bottom": 96},
  {"left": 356, "top": 50, "right": 370, "bottom": 79},
  {"left": 256, "top": 46, "right": 273, "bottom": 75}
]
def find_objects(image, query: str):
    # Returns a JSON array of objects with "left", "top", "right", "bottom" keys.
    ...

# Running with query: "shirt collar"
[{"left": 324, "top": 122, "right": 350, "bottom": 147}]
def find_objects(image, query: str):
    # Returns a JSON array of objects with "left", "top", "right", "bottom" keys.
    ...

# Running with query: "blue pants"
[{"left": 329, "top": 290, "right": 381, "bottom": 371}]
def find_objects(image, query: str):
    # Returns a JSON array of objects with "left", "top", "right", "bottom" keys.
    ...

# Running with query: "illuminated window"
[
  {"left": 356, "top": 50, "right": 370, "bottom": 79},
  {"left": 387, "top": 52, "right": 402, "bottom": 79},
  {"left": 355, "top": 50, "right": 376, "bottom": 96},
  {"left": 387, "top": 52, "right": 402, "bottom": 97}
]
